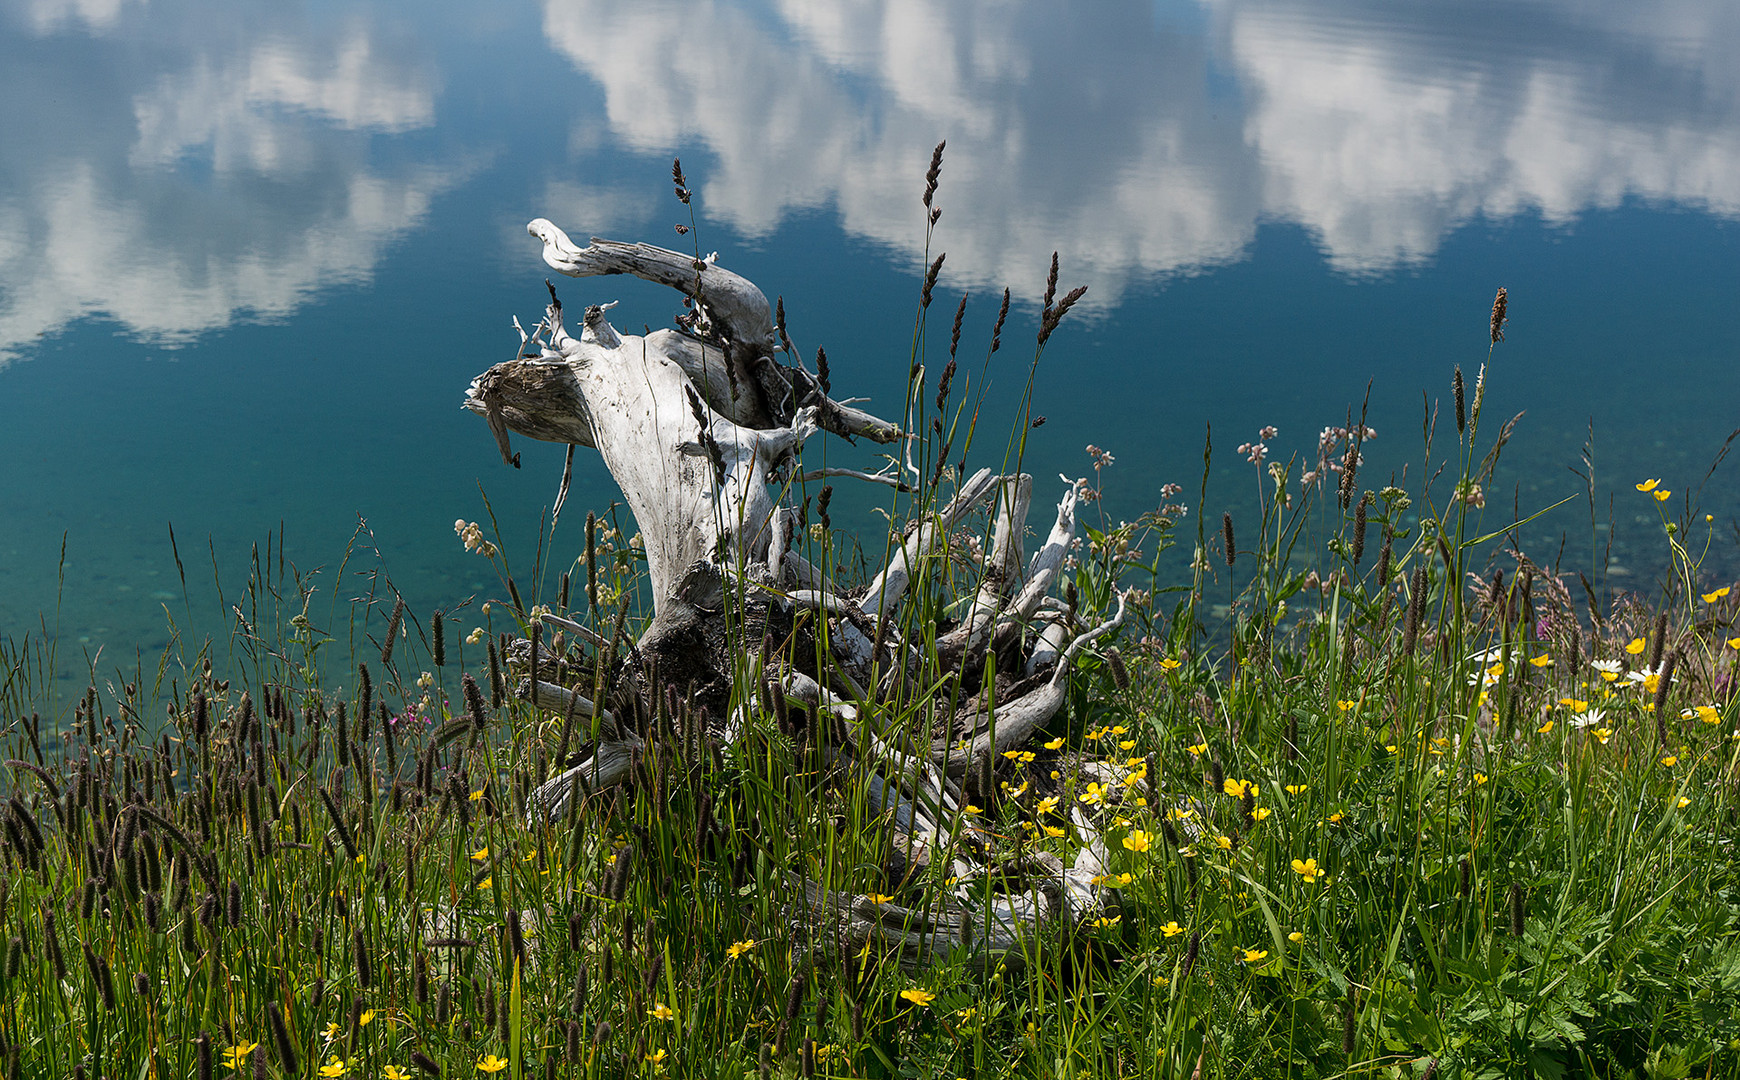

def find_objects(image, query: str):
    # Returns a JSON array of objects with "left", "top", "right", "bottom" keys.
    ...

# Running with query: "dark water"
[{"left": 3, "top": 0, "right": 1737, "bottom": 693}]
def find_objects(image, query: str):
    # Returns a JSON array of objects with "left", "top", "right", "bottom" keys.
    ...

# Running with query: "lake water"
[{"left": 3, "top": 0, "right": 1738, "bottom": 692}]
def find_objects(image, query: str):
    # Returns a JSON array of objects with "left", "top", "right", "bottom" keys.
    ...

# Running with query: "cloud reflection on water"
[
  {"left": 2, "top": 0, "right": 1737, "bottom": 362},
  {"left": 0, "top": 0, "right": 454, "bottom": 363},
  {"left": 542, "top": 0, "right": 1740, "bottom": 296}
]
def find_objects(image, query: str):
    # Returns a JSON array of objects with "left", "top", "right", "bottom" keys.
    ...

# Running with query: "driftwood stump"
[{"left": 464, "top": 219, "right": 1126, "bottom": 966}]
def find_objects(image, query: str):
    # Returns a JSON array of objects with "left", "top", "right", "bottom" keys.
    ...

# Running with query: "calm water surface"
[{"left": 2, "top": 0, "right": 1737, "bottom": 690}]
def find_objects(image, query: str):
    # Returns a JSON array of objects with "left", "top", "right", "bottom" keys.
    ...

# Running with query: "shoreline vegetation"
[{"left": 3, "top": 176, "right": 1739, "bottom": 1080}]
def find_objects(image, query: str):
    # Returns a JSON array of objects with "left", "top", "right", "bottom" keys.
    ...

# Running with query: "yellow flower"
[
  {"left": 358, "top": 1010, "right": 377, "bottom": 1027},
  {"left": 1035, "top": 796, "right": 1059, "bottom": 815},
  {"left": 469, "top": 789, "right": 485, "bottom": 802},
  {"left": 1655, "top": 489, "right": 1671, "bottom": 502},
  {"left": 1625, "top": 638, "right": 1646, "bottom": 655},
  {"left": 645, "top": 1049, "right": 668, "bottom": 1065},
  {"left": 470, "top": 847, "right": 489, "bottom": 861},
  {"left": 1186, "top": 742, "right": 1208, "bottom": 757},
  {"left": 962, "top": 804, "right": 984, "bottom": 816},
  {"left": 726, "top": 939, "right": 757, "bottom": 959},
  {"left": 319, "top": 1059, "right": 350, "bottom": 1078},
  {"left": 1078, "top": 783, "right": 1106, "bottom": 806},
  {"left": 1159, "top": 921, "right": 1185, "bottom": 937},
  {"left": 1336, "top": 699, "right": 1358, "bottom": 713},
  {"left": 476, "top": 1056, "right": 509, "bottom": 1074},
  {"left": 1474, "top": 773, "right": 1488, "bottom": 785},
  {"left": 1385, "top": 745, "right": 1398, "bottom": 755},
  {"left": 1001, "top": 749, "right": 1022, "bottom": 760},
  {"left": 1592, "top": 727, "right": 1612, "bottom": 745},
  {"left": 1702, "top": 586, "right": 1731, "bottom": 603},
  {"left": 1122, "top": 830, "right": 1153, "bottom": 853},
  {"left": 1092, "top": 915, "right": 1121, "bottom": 928},
  {"left": 648, "top": 1002, "right": 676, "bottom": 1021},
  {"left": 1660, "top": 755, "right": 1678, "bottom": 767},
  {"left": 1222, "top": 778, "right": 1254, "bottom": 799},
  {"left": 1537, "top": 720, "right": 1554, "bottom": 733},
  {"left": 1529, "top": 655, "right": 1553, "bottom": 668},
  {"left": 1160, "top": 658, "right": 1182, "bottom": 671},
  {"left": 322, "top": 1023, "right": 341, "bottom": 1042},
  {"left": 1288, "top": 931, "right": 1304, "bottom": 943},
  {"left": 1327, "top": 812, "right": 1344, "bottom": 824},
  {"left": 1240, "top": 948, "right": 1268, "bottom": 963},
  {"left": 899, "top": 988, "right": 936, "bottom": 1007},
  {"left": 1213, "top": 835, "right": 1233, "bottom": 851},
  {"left": 1636, "top": 479, "right": 1660, "bottom": 492},
  {"left": 223, "top": 1043, "right": 260, "bottom": 1070},
  {"left": 1678, "top": 796, "right": 1692, "bottom": 809},
  {"left": 1110, "top": 725, "right": 1127, "bottom": 735},
  {"left": 1118, "top": 739, "right": 1137, "bottom": 751},
  {"left": 1285, "top": 784, "right": 1308, "bottom": 795},
  {"left": 384, "top": 1069, "right": 410, "bottom": 1080},
  {"left": 1729, "top": 637, "right": 1740, "bottom": 650},
  {"left": 1166, "top": 806, "right": 1194, "bottom": 821},
  {"left": 1291, "top": 858, "right": 1324, "bottom": 881},
  {"left": 1682, "top": 704, "right": 1720, "bottom": 724},
  {"left": 1254, "top": 807, "right": 1272, "bottom": 821},
  {"left": 1560, "top": 697, "right": 1589, "bottom": 711},
  {"left": 476, "top": 877, "right": 492, "bottom": 890},
  {"left": 1044, "top": 825, "right": 1066, "bottom": 838},
  {"left": 1044, "top": 738, "right": 1065, "bottom": 750},
  {"left": 866, "top": 892, "right": 894, "bottom": 904}
]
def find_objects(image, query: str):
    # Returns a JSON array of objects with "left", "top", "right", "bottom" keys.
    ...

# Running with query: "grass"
[{"left": 3, "top": 191, "right": 1740, "bottom": 1080}]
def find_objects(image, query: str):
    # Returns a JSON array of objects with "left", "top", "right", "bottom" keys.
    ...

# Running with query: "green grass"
[{"left": 3, "top": 227, "right": 1740, "bottom": 1079}]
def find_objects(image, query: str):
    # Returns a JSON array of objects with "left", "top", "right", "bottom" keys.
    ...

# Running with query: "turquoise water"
[{"left": 3, "top": 0, "right": 1738, "bottom": 692}]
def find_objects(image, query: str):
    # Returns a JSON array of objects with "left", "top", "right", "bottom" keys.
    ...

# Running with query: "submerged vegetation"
[{"left": 2, "top": 169, "right": 1739, "bottom": 1080}]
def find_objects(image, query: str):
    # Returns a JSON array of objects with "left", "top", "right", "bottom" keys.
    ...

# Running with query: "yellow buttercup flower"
[
  {"left": 1185, "top": 743, "right": 1207, "bottom": 757},
  {"left": 1474, "top": 773, "right": 1488, "bottom": 785},
  {"left": 1625, "top": 638, "right": 1646, "bottom": 655},
  {"left": 384, "top": 1068, "right": 410, "bottom": 1080},
  {"left": 1592, "top": 727, "right": 1613, "bottom": 745},
  {"left": 1159, "top": 920, "right": 1185, "bottom": 937},
  {"left": 470, "top": 847, "right": 489, "bottom": 861},
  {"left": 1678, "top": 796, "right": 1692, "bottom": 809},
  {"left": 646, "top": 1049, "right": 668, "bottom": 1065},
  {"left": 1043, "top": 738, "right": 1065, "bottom": 750},
  {"left": 1285, "top": 784, "right": 1308, "bottom": 795},
  {"left": 1701, "top": 586, "right": 1730, "bottom": 603},
  {"left": 899, "top": 988, "right": 936, "bottom": 1007},
  {"left": 476, "top": 877, "right": 492, "bottom": 890},
  {"left": 1122, "top": 830, "right": 1153, "bottom": 853},
  {"left": 1035, "top": 796, "right": 1060, "bottom": 816},
  {"left": 1288, "top": 931, "right": 1304, "bottom": 943},
  {"left": 1654, "top": 489, "right": 1671, "bottom": 502},
  {"left": 223, "top": 1043, "right": 260, "bottom": 1070},
  {"left": 1241, "top": 948, "right": 1268, "bottom": 963},
  {"left": 726, "top": 939, "right": 757, "bottom": 959},
  {"left": 1159, "top": 658, "right": 1182, "bottom": 671},
  {"left": 1253, "top": 807, "right": 1272, "bottom": 821},
  {"left": 476, "top": 1056, "right": 509, "bottom": 1074},
  {"left": 1636, "top": 479, "right": 1660, "bottom": 492},
  {"left": 1660, "top": 755, "right": 1678, "bottom": 767},
  {"left": 1291, "top": 858, "right": 1324, "bottom": 881},
  {"left": 1537, "top": 720, "right": 1554, "bottom": 733},
  {"left": 318, "top": 1058, "right": 350, "bottom": 1078},
  {"left": 1729, "top": 637, "right": 1740, "bottom": 650},
  {"left": 1529, "top": 655, "right": 1553, "bottom": 668},
  {"left": 1560, "top": 697, "right": 1589, "bottom": 711},
  {"left": 1213, "top": 835, "right": 1233, "bottom": 850},
  {"left": 1222, "top": 778, "right": 1255, "bottom": 799}
]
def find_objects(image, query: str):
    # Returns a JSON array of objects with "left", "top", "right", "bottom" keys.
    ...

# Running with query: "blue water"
[{"left": 3, "top": 0, "right": 1738, "bottom": 692}]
